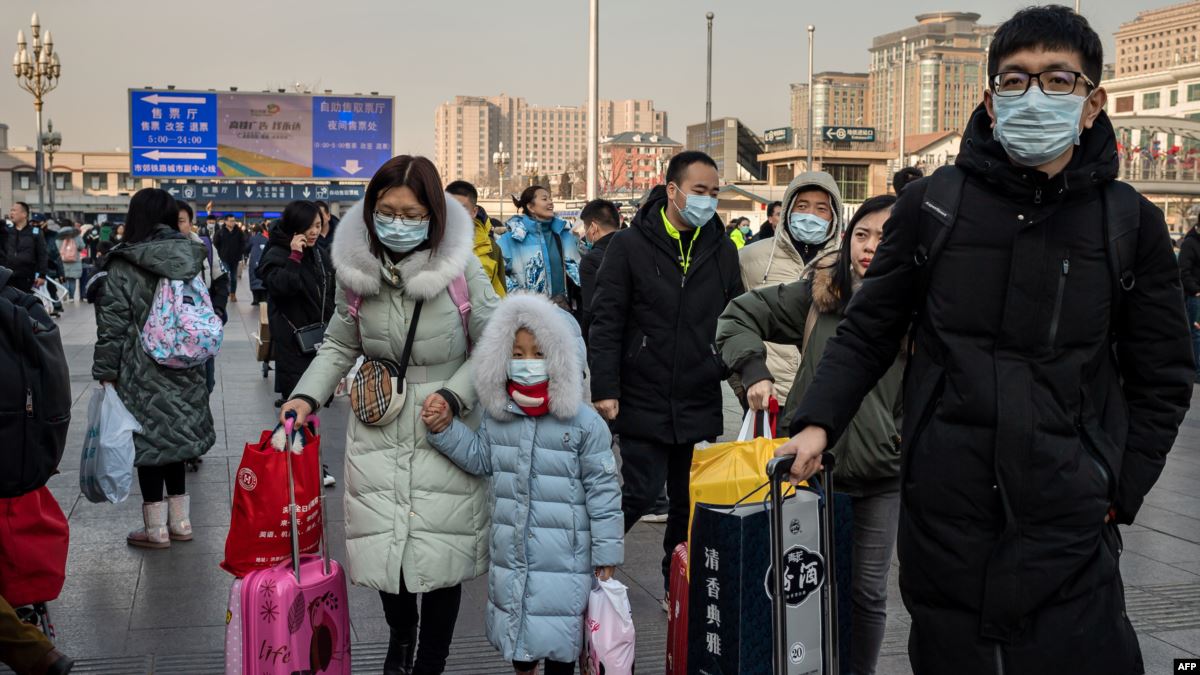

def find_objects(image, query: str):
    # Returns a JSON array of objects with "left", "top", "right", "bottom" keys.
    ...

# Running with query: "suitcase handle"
[
  {"left": 283, "top": 413, "right": 332, "bottom": 582},
  {"left": 765, "top": 451, "right": 836, "bottom": 482}
]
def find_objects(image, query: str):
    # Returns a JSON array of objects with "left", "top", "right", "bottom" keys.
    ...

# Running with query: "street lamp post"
[
  {"left": 706, "top": 12, "right": 714, "bottom": 158},
  {"left": 587, "top": 0, "right": 599, "bottom": 201},
  {"left": 524, "top": 153, "right": 539, "bottom": 188},
  {"left": 13, "top": 13, "right": 62, "bottom": 218},
  {"left": 899, "top": 36, "right": 908, "bottom": 169},
  {"left": 41, "top": 119, "right": 61, "bottom": 218},
  {"left": 807, "top": 25, "right": 815, "bottom": 170},
  {"left": 493, "top": 141, "right": 510, "bottom": 221}
]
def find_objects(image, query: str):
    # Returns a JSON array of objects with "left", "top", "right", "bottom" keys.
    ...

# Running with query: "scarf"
[{"left": 507, "top": 380, "right": 551, "bottom": 417}]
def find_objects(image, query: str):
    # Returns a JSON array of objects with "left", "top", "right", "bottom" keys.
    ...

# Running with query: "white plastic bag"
[
  {"left": 79, "top": 384, "right": 139, "bottom": 503},
  {"left": 581, "top": 577, "right": 636, "bottom": 675}
]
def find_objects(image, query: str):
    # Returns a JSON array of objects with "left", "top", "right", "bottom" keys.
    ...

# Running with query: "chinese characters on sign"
[{"left": 703, "top": 547, "right": 722, "bottom": 656}]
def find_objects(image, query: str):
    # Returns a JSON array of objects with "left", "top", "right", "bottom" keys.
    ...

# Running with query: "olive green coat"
[{"left": 92, "top": 225, "right": 215, "bottom": 467}]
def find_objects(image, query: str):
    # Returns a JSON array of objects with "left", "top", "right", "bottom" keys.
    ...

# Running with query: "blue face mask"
[
  {"left": 992, "top": 89, "right": 1088, "bottom": 167},
  {"left": 670, "top": 185, "right": 717, "bottom": 229},
  {"left": 508, "top": 358, "right": 548, "bottom": 386},
  {"left": 787, "top": 212, "right": 831, "bottom": 245},
  {"left": 374, "top": 216, "right": 429, "bottom": 253}
]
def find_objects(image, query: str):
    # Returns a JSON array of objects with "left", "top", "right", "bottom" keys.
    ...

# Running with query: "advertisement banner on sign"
[{"left": 129, "top": 89, "right": 394, "bottom": 179}]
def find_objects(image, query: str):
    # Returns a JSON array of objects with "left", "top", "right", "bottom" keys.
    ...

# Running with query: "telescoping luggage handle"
[
  {"left": 766, "top": 452, "right": 838, "bottom": 675},
  {"left": 283, "top": 412, "right": 331, "bottom": 584}
]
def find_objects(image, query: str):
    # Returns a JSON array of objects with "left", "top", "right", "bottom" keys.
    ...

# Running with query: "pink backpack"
[
  {"left": 345, "top": 274, "right": 472, "bottom": 353},
  {"left": 140, "top": 277, "right": 224, "bottom": 368}
]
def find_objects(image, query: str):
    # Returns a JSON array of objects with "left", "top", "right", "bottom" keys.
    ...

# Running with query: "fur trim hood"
[
  {"left": 474, "top": 293, "right": 584, "bottom": 422},
  {"left": 331, "top": 194, "right": 474, "bottom": 300},
  {"left": 808, "top": 251, "right": 842, "bottom": 315}
]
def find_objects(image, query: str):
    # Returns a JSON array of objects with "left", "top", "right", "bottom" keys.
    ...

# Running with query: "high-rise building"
[
  {"left": 790, "top": 72, "right": 870, "bottom": 150},
  {"left": 433, "top": 96, "right": 667, "bottom": 186},
  {"left": 868, "top": 12, "right": 995, "bottom": 144},
  {"left": 1115, "top": 1, "right": 1200, "bottom": 78},
  {"left": 599, "top": 131, "right": 682, "bottom": 195},
  {"left": 686, "top": 117, "right": 766, "bottom": 182}
]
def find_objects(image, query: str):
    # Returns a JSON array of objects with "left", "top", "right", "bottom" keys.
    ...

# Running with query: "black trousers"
[
  {"left": 619, "top": 436, "right": 694, "bottom": 592},
  {"left": 513, "top": 658, "right": 575, "bottom": 674},
  {"left": 379, "top": 571, "right": 462, "bottom": 674},
  {"left": 137, "top": 462, "right": 186, "bottom": 503}
]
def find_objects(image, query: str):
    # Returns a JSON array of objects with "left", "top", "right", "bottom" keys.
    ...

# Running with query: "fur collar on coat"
[
  {"left": 473, "top": 293, "right": 584, "bottom": 422},
  {"left": 331, "top": 194, "right": 474, "bottom": 300}
]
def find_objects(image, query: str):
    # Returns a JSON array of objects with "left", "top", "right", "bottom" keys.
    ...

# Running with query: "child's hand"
[
  {"left": 594, "top": 566, "right": 615, "bottom": 581},
  {"left": 421, "top": 393, "right": 452, "bottom": 433}
]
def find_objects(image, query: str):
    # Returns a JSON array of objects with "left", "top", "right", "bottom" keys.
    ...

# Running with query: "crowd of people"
[{"left": 0, "top": 7, "right": 1196, "bottom": 675}]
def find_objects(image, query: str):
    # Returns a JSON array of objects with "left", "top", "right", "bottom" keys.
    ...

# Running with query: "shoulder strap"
[
  {"left": 447, "top": 273, "right": 472, "bottom": 355},
  {"left": 397, "top": 301, "right": 424, "bottom": 377},
  {"left": 1101, "top": 181, "right": 1141, "bottom": 336},
  {"left": 915, "top": 166, "right": 967, "bottom": 274},
  {"left": 344, "top": 287, "right": 363, "bottom": 321}
]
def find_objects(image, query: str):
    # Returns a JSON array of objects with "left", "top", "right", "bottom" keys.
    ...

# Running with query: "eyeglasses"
[
  {"left": 990, "top": 70, "right": 1096, "bottom": 97},
  {"left": 373, "top": 210, "right": 429, "bottom": 224}
]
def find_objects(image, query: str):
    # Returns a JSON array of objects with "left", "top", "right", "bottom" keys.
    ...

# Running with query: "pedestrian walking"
[
  {"left": 1178, "top": 215, "right": 1200, "bottom": 383},
  {"left": 892, "top": 166, "right": 924, "bottom": 196},
  {"left": 213, "top": 215, "right": 246, "bottom": 302},
  {"left": 718, "top": 195, "right": 901, "bottom": 674},
  {"left": 588, "top": 150, "right": 743, "bottom": 602},
  {"left": 1, "top": 203, "right": 47, "bottom": 293},
  {"left": 54, "top": 220, "right": 84, "bottom": 302},
  {"left": 92, "top": 187, "right": 215, "bottom": 550},
  {"left": 577, "top": 198, "right": 620, "bottom": 342},
  {"left": 446, "top": 180, "right": 507, "bottom": 298},
  {"left": 498, "top": 185, "right": 582, "bottom": 313},
  {"left": 279, "top": 155, "right": 500, "bottom": 675},
  {"left": 725, "top": 217, "right": 748, "bottom": 249},
  {"left": 246, "top": 223, "right": 270, "bottom": 306},
  {"left": 775, "top": 8, "right": 1194, "bottom": 673},
  {"left": 752, "top": 200, "right": 781, "bottom": 243},
  {"left": 315, "top": 199, "right": 339, "bottom": 249},
  {"left": 426, "top": 293, "right": 622, "bottom": 675},
  {"left": 256, "top": 202, "right": 336, "bottom": 407}
]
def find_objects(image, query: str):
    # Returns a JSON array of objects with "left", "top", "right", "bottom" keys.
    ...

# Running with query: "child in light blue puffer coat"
[{"left": 424, "top": 292, "right": 623, "bottom": 675}]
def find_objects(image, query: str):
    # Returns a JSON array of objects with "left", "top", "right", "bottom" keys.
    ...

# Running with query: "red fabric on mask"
[{"left": 507, "top": 380, "right": 551, "bottom": 417}]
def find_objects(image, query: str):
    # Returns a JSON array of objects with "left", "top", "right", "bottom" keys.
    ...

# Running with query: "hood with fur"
[
  {"left": 474, "top": 293, "right": 584, "bottom": 422},
  {"left": 808, "top": 251, "right": 842, "bottom": 314},
  {"left": 331, "top": 193, "right": 474, "bottom": 300}
]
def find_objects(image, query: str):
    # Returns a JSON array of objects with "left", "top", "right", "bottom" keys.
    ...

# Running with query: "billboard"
[
  {"left": 763, "top": 127, "right": 792, "bottom": 144},
  {"left": 821, "top": 126, "right": 876, "bottom": 143},
  {"left": 129, "top": 89, "right": 394, "bottom": 179}
]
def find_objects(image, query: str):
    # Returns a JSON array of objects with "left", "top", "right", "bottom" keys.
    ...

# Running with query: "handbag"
[
  {"left": 350, "top": 301, "right": 423, "bottom": 426},
  {"left": 283, "top": 247, "right": 330, "bottom": 356}
]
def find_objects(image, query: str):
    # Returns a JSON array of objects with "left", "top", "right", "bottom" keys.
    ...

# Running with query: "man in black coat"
[
  {"left": 578, "top": 198, "right": 620, "bottom": 342},
  {"left": 1178, "top": 219, "right": 1200, "bottom": 382},
  {"left": 2, "top": 202, "right": 48, "bottom": 293},
  {"left": 213, "top": 216, "right": 247, "bottom": 302},
  {"left": 590, "top": 151, "right": 743, "bottom": 595},
  {"left": 778, "top": 8, "right": 1193, "bottom": 674}
]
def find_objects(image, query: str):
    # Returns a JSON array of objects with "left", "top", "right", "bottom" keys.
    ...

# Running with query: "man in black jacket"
[
  {"left": 1179, "top": 219, "right": 1200, "bottom": 382},
  {"left": 213, "top": 216, "right": 246, "bottom": 302},
  {"left": 578, "top": 198, "right": 620, "bottom": 342},
  {"left": 590, "top": 151, "right": 743, "bottom": 595},
  {"left": 2, "top": 203, "right": 48, "bottom": 293},
  {"left": 776, "top": 8, "right": 1193, "bottom": 674}
]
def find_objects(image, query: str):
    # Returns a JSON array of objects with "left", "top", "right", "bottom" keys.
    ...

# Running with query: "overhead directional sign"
[
  {"left": 159, "top": 182, "right": 366, "bottom": 203},
  {"left": 130, "top": 89, "right": 394, "bottom": 180},
  {"left": 822, "top": 126, "right": 876, "bottom": 143},
  {"left": 763, "top": 127, "right": 792, "bottom": 144}
]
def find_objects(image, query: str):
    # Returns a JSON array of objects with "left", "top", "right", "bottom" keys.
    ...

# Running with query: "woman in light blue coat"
[
  {"left": 498, "top": 186, "right": 583, "bottom": 312},
  {"left": 426, "top": 292, "right": 622, "bottom": 674}
]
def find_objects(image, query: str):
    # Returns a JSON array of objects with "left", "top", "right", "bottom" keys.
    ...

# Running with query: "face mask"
[
  {"left": 374, "top": 216, "right": 429, "bottom": 253},
  {"left": 670, "top": 185, "right": 717, "bottom": 229},
  {"left": 508, "top": 358, "right": 548, "bottom": 386},
  {"left": 992, "top": 89, "right": 1089, "bottom": 167},
  {"left": 739, "top": 225, "right": 752, "bottom": 236},
  {"left": 788, "top": 212, "right": 831, "bottom": 245}
]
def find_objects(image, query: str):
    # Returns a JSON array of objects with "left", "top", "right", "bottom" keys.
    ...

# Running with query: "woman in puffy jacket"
[{"left": 280, "top": 155, "right": 499, "bottom": 675}]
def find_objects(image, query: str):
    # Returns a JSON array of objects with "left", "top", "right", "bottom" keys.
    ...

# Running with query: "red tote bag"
[
  {"left": 0, "top": 486, "right": 70, "bottom": 606},
  {"left": 221, "top": 422, "right": 322, "bottom": 578}
]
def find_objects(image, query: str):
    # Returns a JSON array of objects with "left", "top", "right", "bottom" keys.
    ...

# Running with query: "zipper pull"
[
  {"left": 1062, "top": 258, "right": 1070, "bottom": 275},
  {"left": 1034, "top": 188, "right": 1043, "bottom": 205},
  {"left": 25, "top": 388, "right": 33, "bottom": 416},
  {"left": 642, "top": 336, "right": 648, "bottom": 349}
]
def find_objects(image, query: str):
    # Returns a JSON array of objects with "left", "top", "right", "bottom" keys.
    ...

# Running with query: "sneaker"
[
  {"left": 641, "top": 512, "right": 669, "bottom": 523},
  {"left": 323, "top": 466, "right": 336, "bottom": 488},
  {"left": 660, "top": 595, "right": 669, "bottom": 613}
]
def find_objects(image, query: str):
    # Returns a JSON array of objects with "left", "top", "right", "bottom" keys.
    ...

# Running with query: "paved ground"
[{"left": 10, "top": 281, "right": 1200, "bottom": 673}]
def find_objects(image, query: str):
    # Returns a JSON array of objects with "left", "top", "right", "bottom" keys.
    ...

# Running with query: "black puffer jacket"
[
  {"left": 257, "top": 224, "right": 336, "bottom": 396},
  {"left": 1179, "top": 228, "right": 1200, "bottom": 296},
  {"left": 791, "top": 107, "right": 1193, "bottom": 674},
  {"left": 579, "top": 230, "right": 615, "bottom": 342},
  {"left": 589, "top": 186, "right": 743, "bottom": 445}
]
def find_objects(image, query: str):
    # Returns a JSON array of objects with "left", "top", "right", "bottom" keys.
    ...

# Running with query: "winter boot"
[
  {"left": 127, "top": 502, "right": 170, "bottom": 549},
  {"left": 383, "top": 626, "right": 417, "bottom": 675},
  {"left": 166, "top": 494, "right": 193, "bottom": 541}
]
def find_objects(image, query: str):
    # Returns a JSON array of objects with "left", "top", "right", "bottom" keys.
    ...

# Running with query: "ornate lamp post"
[
  {"left": 493, "top": 141, "right": 510, "bottom": 220},
  {"left": 523, "top": 153, "right": 539, "bottom": 188},
  {"left": 41, "top": 120, "right": 62, "bottom": 217},
  {"left": 13, "top": 13, "right": 62, "bottom": 217}
]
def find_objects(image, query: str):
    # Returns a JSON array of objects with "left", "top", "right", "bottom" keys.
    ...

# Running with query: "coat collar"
[{"left": 331, "top": 194, "right": 474, "bottom": 300}]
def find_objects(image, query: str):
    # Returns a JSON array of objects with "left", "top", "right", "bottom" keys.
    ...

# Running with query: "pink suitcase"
[{"left": 225, "top": 415, "right": 351, "bottom": 674}]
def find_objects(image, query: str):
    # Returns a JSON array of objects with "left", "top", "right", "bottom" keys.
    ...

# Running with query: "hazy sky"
[{"left": 0, "top": 0, "right": 1156, "bottom": 161}]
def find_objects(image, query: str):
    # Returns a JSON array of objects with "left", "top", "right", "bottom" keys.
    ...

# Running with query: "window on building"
[
  {"left": 1172, "top": 89, "right": 1180, "bottom": 107},
  {"left": 1114, "top": 95, "right": 1135, "bottom": 113},
  {"left": 53, "top": 172, "right": 71, "bottom": 191},
  {"left": 85, "top": 172, "right": 108, "bottom": 191},
  {"left": 1189, "top": 83, "right": 1200, "bottom": 101},
  {"left": 826, "top": 164, "right": 868, "bottom": 202},
  {"left": 119, "top": 173, "right": 137, "bottom": 191},
  {"left": 13, "top": 172, "right": 33, "bottom": 191},
  {"left": 1143, "top": 92, "right": 1161, "bottom": 109}
]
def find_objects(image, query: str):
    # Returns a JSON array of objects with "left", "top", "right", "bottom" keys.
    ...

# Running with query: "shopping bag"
[
  {"left": 0, "top": 486, "right": 69, "bottom": 606},
  {"left": 581, "top": 578, "right": 636, "bottom": 675},
  {"left": 79, "top": 384, "right": 139, "bottom": 504},
  {"left": 221, "top": 420, "right": 322, "bottom": 577}
]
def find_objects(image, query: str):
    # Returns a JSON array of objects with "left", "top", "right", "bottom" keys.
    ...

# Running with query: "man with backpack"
[
  {"left": 2, "top": 203, "right": 48, "bottom": 294},
  {"left": 775, "top": 7, "right": 1193, "bottom": 674}
]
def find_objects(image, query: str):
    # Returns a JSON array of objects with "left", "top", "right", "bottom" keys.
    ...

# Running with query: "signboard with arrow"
[
  {"left": 159, "top": 181, "right": 366, "bottom": 203},
  {"left": 821, "top": 126, "right": 876, "bottom": 143},
  {"left": 129, "top": 88, "right": 393, "bottom": 180}
]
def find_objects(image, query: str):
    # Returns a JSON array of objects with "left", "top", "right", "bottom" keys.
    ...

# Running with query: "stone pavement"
[{"left": 8, "top": 286, "right": 1200, "bottom": 674}]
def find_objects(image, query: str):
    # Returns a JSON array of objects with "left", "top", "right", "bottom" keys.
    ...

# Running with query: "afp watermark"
[{"left": 1177, "top": 658, "right": 1200, "bottom": 671}]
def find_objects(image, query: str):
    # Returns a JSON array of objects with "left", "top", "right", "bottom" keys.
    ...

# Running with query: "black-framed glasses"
[
  {"left": 990, "top": 70, "right": 1096, "bottom": 97},
  {"left": 373, "top": 210, "right": 429, "bottom": 224}
]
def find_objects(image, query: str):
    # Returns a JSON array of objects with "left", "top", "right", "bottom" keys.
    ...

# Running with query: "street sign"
[
  {"left": 822, "top": 126, "right": 876, "bottom": 143},
  {"left": 129, "top": 89, "right": 394, "bottom": 180},
  {"left": 159, "top": 182, "right": 365, "bottom": 203},
  {"left": 763, "top": 127, "right": 792, "bottom": 144}
]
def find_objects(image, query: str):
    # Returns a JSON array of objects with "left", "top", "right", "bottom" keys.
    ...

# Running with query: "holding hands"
[{"left": 421, "top": 393, "right": 453, "bottom": 433}]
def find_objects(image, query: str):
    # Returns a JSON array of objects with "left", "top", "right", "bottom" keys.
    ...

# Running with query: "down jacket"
[
  {"left": 428, "top": 293, "right": 623, "bottom": 664},
  {"left": 92, "top": 225, "right": 215, "bottom": 466},
  {"left": 735, "top": 172, "right": 844, "bottom": 402},
  {"left": 290, "top": 196, "right": 500, "bottom": 595},
  {"left": 790, "top": 107, "right": 1193, "bottom": 673}
]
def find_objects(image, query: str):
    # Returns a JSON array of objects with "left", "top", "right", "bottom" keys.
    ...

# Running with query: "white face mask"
[
  {"left": 992, "top": 89, "right": 1090, "bottom": 167},
  {"left": 507, "top": 358, "right": 548, "bottom": 386}
]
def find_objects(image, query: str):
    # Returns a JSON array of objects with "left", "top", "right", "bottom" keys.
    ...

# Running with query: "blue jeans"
[
  {"left": 1187, "top": 296, "right": 1200, "bottom": 378},
  {"left": 850, "top": 489, "right": 901, "bottom": 675}
]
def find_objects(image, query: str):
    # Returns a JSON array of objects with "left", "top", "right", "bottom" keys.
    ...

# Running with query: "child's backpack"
[
  {"left": 140, "top": 276, "right": 224, "bottom": 368},
  {"left": 58, "top": 237, "right": 78, "bottom": 263}
]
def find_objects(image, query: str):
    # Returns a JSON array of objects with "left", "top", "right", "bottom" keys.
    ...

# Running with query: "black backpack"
[{"left": 0, "top": 266, "right": 72, "bottom": 497}]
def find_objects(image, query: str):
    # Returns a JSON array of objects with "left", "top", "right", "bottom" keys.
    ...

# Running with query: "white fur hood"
[
  {"left": 474, "top": 293, "right": 584, "bottom": 421},
  {"left": 331, "top": 193, "right": 474, "bottom": 300}
]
